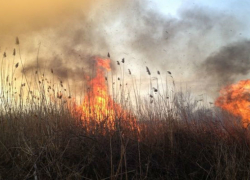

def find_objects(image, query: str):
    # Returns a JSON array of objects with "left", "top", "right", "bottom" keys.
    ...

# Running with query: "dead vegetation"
[{"left": 0, "top": 39, "right": 250, "bottom": 180}]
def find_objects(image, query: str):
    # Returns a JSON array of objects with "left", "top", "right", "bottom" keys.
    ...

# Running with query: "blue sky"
[
  {"left": 147, "top": 0, "right": 250, "bottom": 40},
  {"left": 155, "top": 0, "right": 250, "bottom": 17}
]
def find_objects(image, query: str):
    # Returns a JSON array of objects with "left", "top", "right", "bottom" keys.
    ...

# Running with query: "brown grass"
[{"left": 0, "top": 40, "right": 250, "bottom": 180}]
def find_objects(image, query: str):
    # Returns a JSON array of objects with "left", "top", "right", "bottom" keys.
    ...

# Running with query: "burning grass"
[
  {"left": 71, "top": 57, "right": 139, "bottom": 135},
  {"left": 216, "top": 79, "right": 250, "bottom": 128},
  {"left": 0, "top": 40, "right": 250, "bottom": 179}
]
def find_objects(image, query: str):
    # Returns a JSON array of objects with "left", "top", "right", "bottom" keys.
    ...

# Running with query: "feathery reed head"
[
  {"left": 146, "top": 66, "right": 151, "bottom": 75},
  {"left": 16, "top": 37, "right": 19, "bottom": 45}
]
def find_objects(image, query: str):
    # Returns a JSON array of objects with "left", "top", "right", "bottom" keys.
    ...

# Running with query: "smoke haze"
[
  {"left": 1, "top": 0, "right": 249, "bottom": 99},
  {"left": 0, "top": 0, "right": 92, "bottom": 35},
  {"left": 200, "top": 40, "right": 250, "bottom": 87}
]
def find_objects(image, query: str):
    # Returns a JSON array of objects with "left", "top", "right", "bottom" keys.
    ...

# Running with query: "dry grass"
[{"left": 0, "top": 40, "right": 250, "bottom": 180}]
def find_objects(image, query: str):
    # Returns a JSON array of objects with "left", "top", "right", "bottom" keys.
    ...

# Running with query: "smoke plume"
[
  {"left": 1, "top": 0, "right": 249, "bottom": 98},
  {"left": 199, "top": 40, "right": 250, "bottom": 88}
]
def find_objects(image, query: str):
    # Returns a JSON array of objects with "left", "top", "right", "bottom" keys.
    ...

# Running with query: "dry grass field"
[{"left": 0, "top": 39, "right": 250, "bottom": 180}]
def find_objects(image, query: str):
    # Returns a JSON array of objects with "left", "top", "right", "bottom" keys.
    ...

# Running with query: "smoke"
[
  {"left": 0, "top": 0, "right": 92, "bottom": 36},
  {"left": 2, "top": 0, "right": 113, "bottom": 83},
  {"left": 123, "top": 4, "right": 246, "bottom": 74},
  {"left": 122, "top": 2, "right": 249, "bottom": 99},
  {"left": 11, "top": 0, "right": 132, "bottom": 84},
  {"left": 199, "top": 40, "right": 250, "bottom": 86},
  {"left": 106, "top": 2, "right": 248, "bottom": 98},
  {"left": 1, "top": 0, "right": 249, "bottom": 98}
]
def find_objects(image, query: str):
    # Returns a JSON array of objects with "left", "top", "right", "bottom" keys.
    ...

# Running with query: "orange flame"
[
  {"left": 215, "top": 79, "right": 250, "bottom": 127},
  {"left": 74, "top": 57, "right": 138, "bottom": 134}
]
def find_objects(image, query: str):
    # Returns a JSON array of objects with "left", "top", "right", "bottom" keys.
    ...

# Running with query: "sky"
[
  {"left": 157, "top": 0, "right": 250, "bottom": 16},
  {"left": 0, "top": 0, "right": 249, "bottom": 101}
]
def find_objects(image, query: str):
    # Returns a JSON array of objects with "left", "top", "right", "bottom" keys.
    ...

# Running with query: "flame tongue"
[
  {"left": 215, "top": 79, "right": 250, "bottom": 127},
  {"left": 82, "top": 58, "right": 114, "bottom": 127},
  {"left": 77, "top": 57, "right": 138, "bottom": 133}
]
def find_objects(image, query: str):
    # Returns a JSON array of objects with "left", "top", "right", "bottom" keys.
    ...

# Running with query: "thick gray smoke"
[
  {"left": 199, "top": 40, "right": 250, "bottom": 87},
  {"left": 3, "top": 0, "right": 249, "bottom": 98},
  {"left": 20, "top": 12, "right": 112, "bottom": 84},
  {"left": 112, "top": 2, "right": 249, "bottom": 98}
]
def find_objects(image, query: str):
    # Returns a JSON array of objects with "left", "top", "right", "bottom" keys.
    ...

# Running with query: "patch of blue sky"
[{"left": 152, "top": 0, "right": 250, "bottom": 38}]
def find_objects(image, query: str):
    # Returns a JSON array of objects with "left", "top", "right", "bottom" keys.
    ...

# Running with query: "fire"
[
  {"left": 74, "top": 57, "right": 138, "bottom": 134},
  {"left": 215, "top": 79, "right": 250, "bottom": 127}
]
